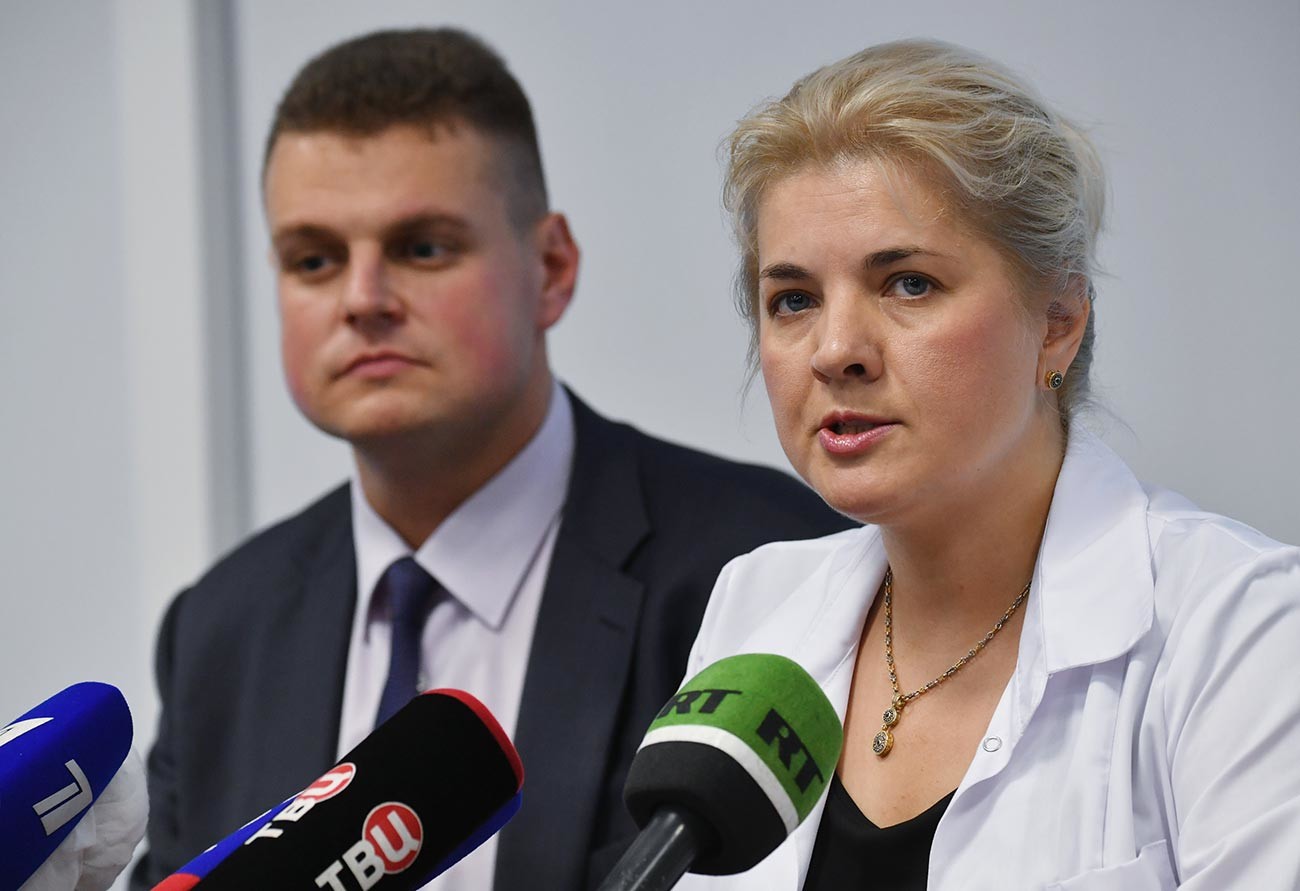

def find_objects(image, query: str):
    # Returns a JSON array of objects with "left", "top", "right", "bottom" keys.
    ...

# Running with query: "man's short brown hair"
[{"left": 265, "top": 28, "right": 548, "bottom": 226}]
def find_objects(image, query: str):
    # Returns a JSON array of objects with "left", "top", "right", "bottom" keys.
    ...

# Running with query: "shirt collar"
[
  {"left": 351, "top": 380, "right": 576, "bottom": 631},
  {"left": 1026, "top": 428, "right": 1156, "bottom": 676}
]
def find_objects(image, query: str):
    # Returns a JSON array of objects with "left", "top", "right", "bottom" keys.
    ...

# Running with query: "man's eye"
[
  {"left": 401, "top": 239, "right": 451, "bottom": 262},
  {"left": 284, "top": 253, "right": 334, "bottom": 277},
  {"left": 772, "top": 291, "right": 813, "bottom": 315}
]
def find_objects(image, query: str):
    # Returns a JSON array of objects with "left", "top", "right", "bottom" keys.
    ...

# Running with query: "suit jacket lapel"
[
  {"left": 495, "top": 395, "right": 651, "bottom": 891},
  {"left": 242, "top": 487, "right": 358, "bottom": 815}
]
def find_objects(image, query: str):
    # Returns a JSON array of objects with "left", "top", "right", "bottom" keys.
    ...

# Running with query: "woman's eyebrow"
[
  {"left": 759, "top": 262, "right": 813, "bottom": 281},
  {"left": 760, "top": 248, "right": 954, "bottom": 281},
  {"left": 863, "top": 246, "right": 949, "bottom": 269}
]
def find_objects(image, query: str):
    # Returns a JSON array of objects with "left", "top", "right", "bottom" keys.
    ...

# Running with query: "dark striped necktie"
[{"left": 374, "top": 556, "right": 439, "bottom": 727}]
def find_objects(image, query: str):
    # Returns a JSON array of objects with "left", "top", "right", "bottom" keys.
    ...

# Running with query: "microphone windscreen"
[
  {"left": 19, "top": 747, "right": 148, "bottom": 891},
  {"left": 164, "top": 689, "right": 523, "bottom": 890},
  {"left": 623, "top": 653, "right": 842, "bottom": 874},
  {"left": 0, "top": 682, "right": 134, "bottom": 891}
]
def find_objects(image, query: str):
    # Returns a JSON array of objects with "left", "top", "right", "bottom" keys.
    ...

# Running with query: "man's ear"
[
  {"left": 533, "top": 212, "right": 579, "bottom": 330},
  {"left": 1038, "top": 276, "right": 1090, "bottom": 383}
]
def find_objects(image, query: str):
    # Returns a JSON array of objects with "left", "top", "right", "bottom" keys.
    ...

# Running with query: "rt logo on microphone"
[
  {"left": 314, "top": 802, "right": 424, "bottom": 890},
  {"left": 655, "top": 688, "right": 742, "bottom": 718},
  {"left": 755, "top": 708, "right": 825, "bottom": 793}
]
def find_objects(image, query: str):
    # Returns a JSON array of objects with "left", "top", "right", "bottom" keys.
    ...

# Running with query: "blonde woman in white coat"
[{"left": 675, "top": 40, "right": 1300, "bottom": 890}]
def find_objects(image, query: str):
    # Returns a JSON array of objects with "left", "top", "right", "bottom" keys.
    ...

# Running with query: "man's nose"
[{"left": 341, "top": 248, "right": 404, "bottom": 327}]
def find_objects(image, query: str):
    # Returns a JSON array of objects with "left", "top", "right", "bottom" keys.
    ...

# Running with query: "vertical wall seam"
[{"left": 192, "top": 0, "right": 254, "bottom": 554}]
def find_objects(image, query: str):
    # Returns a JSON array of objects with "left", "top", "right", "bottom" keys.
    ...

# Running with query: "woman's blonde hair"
[{"left": 723, "top": 38, "right": 1105, "bottom": 419}]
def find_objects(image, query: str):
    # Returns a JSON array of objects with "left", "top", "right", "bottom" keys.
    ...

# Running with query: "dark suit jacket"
[{"left": 131, "top": 394, "right": 853, "bottom": 890}]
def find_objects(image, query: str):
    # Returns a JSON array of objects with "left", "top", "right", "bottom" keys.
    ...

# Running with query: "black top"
[{"left": 804, "top": 773, "right": 955, "bottom": 890}]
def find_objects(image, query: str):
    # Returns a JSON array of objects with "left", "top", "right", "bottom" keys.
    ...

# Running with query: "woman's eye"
[
  {"left": 772, "top": 291, "right": 814, "bottom": 315},
  {"left": 890, "top": 275, "right": 932, "bottom": 299}
]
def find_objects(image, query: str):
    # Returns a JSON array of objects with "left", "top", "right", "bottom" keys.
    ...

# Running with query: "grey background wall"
[
  {"left": 2, "top": 1, "right": 1297, "bottom": 884},
  {"left": 232, "top": 0, "right": 1300, "bottom": 536}
]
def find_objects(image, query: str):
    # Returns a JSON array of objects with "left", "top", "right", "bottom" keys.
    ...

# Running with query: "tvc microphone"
[
  {"left": 0, "top": 681, "right": 146, "bottom": 891},
  {"left": 154, "top": 688, "right": 523, "bottom": 890},
  {"left": 599, "top": 653, "right": 843, "bottom": 891}
]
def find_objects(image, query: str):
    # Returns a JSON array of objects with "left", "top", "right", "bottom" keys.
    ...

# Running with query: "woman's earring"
[{"left": 1044, "top": 369, "right": 1065, "bottom": 390}]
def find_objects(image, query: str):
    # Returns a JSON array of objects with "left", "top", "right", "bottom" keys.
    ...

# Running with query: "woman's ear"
[{"left": 1038, "top": 276, "right": 1090, "bottom": 383}]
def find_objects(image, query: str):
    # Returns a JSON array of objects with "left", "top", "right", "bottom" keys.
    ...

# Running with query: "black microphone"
[
  {"left": 598, "top": 654, "right": 843, "bottom": 891},
  {"left": 153, "top": 688, "right": 523, "bottom": 890}
]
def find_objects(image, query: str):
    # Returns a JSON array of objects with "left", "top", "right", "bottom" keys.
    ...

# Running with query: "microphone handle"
[{"left": 596, "top": 808, "right": 711, "bottom": 891}]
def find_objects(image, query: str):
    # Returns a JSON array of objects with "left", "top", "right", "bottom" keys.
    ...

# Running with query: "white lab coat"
[{"left": 674, "top": 432, "right": 1300, "bottom": 890}]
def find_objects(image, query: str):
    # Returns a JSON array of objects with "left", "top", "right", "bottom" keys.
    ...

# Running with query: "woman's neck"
[{"left": 879, "top": 424, "right": 1066, "bottom": 635}]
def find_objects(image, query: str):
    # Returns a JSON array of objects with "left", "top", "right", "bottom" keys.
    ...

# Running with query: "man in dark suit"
[{"left": 131, "top": 28, "right": 850, "bottom": 891}]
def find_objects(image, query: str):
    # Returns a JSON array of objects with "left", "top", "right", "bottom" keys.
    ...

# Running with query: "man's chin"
[{"left": 307, "top": 408, "right": 441, "bottom": 448}]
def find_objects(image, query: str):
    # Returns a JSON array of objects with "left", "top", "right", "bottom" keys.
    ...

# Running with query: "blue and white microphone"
[{"left": 0, "top": 682, "right": 146, "bottom": 891}]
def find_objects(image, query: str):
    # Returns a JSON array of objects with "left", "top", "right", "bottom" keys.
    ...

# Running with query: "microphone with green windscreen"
[{"left": 600, "top": 653, "right": 843, "bottom": 890}]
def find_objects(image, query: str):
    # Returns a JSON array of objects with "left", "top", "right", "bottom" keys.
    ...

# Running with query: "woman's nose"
[{"left": 810, "top": 297, "right": 881, "bottom": 383}]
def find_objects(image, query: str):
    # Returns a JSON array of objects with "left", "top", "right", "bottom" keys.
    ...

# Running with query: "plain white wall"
[
  {"left": 3, "top": 3, "right": 218, "bottom": 886},
  {"left": 0, "top": 0, "right": 223, "bottom": 724},
  {"left": 1, "top": 1, "right": 1296, "bottom": 883},
  {"left": 232, "top": 0, "right": 1300, "bottom": 542},
  {"left": 1, "top": 2, "right": 144, "bottom": 719}
]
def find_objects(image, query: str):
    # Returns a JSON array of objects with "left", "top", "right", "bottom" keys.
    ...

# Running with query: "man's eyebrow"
[
  {"left": 758, "top": 262, "right": 813, "bottom": 281},
  {"left": 382, "top": 212, "right": 471, "bottom": 239},
  {"left": 271, "top": 213, "right": 472, "bottom": 248},
  {"left": 271, "top": 224, "right": 335, "bottom": 248}
]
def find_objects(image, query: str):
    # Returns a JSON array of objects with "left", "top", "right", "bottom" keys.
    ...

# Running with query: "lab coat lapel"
[
  {"left": 722, "top": 528, "right": 890, "bottom": 888},
  {"left": 959, "top": 431, "right": 1156, "bottom": 797},
  {"left": 1035, "top": 431, "right": 1155, "bottom": 674}
]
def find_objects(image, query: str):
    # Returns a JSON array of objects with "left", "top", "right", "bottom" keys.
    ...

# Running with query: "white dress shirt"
[
  {"left": 675, "top": 431, "right": 1300, "bottom": 890},
  {"left": 337, "top": 381, "right": 575, "bottom": 891}
]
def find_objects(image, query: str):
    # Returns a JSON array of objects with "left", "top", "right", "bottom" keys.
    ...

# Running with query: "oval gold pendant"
[
  {"left": 872, "top": 729, "right": 893, "bottom": 757},
  {"left": 882, "top": 706, "right": 899, "bottom": 727}
]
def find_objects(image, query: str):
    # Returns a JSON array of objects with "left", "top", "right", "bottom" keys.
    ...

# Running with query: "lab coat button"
[{"left": 982, "top": 736, "right": 1002, "bottom": 752}]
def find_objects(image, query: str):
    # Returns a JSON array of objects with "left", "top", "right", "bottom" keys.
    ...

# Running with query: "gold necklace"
[{"left": 871, "top": 567, "right": 1031, "bottom": 757}]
